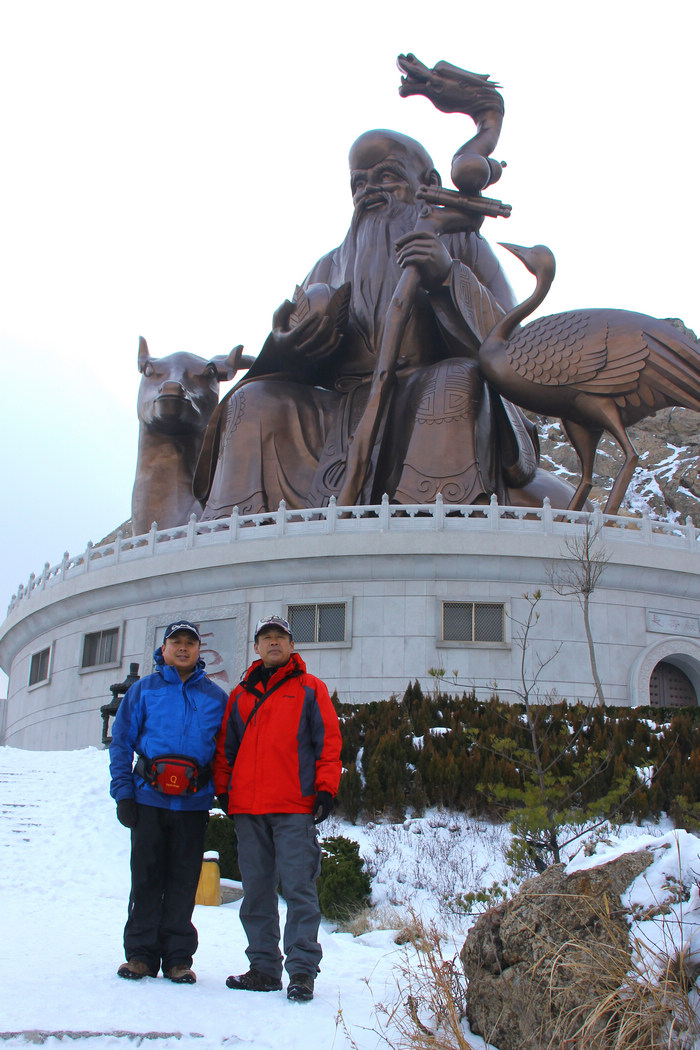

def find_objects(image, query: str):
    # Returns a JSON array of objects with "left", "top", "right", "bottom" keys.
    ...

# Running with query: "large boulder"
[{"left": 460, "top": 850, "right": 653, "bottom": 1050}]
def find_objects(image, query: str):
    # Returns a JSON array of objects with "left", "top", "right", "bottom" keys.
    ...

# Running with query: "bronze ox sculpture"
[{"left": 132, "top": 337, "right": 253, "bottom": 535}]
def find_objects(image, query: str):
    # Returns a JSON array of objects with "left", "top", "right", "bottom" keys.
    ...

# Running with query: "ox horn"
[{"left": 137, "top": 335, "right": 151, "bottom": 373}]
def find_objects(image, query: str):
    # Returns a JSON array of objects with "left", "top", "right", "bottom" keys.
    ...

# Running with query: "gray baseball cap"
[{"left": 254, "top": 615, "right": 292, "bottom": 640}]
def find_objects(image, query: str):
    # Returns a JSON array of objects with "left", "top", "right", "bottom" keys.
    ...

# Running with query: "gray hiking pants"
[{"left": 234, "top": 813, "right": 322, "bottom": 979}]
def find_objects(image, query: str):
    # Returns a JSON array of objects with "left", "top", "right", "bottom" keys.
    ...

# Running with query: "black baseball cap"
[
  {"left": 163, "top": 620, "right": 201, "bottom": 642},
  {"left": 254, "top": 615, "right": 293, "bottom": 640}
]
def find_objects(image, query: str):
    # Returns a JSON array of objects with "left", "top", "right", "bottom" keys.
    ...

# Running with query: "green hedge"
[{"left": 333, "top": 685, "right": 700, "bottom": 826}]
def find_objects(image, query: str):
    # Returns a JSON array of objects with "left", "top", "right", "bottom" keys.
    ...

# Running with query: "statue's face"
[
  {"left": 137, "top": 351, "right": 221, "bottom": 435},
  {"left": 349, "top": 134, "right": 423, "bottom": 216}
]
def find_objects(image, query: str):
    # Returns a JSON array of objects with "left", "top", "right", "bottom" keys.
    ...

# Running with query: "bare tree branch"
[{"left": 547, "top": 515, "right": 610, "bottom": 705}]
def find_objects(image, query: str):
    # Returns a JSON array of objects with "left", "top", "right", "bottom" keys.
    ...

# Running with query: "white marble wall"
[{"left": 2, "top": 501, "right": 700, "bottom": 749}]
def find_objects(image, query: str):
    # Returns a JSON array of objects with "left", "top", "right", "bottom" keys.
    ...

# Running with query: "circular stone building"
[{"left": 1, "top": 497, "right": 700, "bottom": 750}]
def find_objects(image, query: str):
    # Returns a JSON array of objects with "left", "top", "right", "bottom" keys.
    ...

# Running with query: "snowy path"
[
  {"left": 0, "top": 748, "right": 402, "bottom": 1050},
  {"left": 3, "top": 746, "right": 699, "bottom": 1049}
]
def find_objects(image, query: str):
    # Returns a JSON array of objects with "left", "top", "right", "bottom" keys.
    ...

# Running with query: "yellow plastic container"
[{"left": 195, "top": 852, "right": 221, "bottom": 906}]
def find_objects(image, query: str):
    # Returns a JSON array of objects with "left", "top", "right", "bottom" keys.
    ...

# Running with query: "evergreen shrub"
[
  {"left": 332, "top": 686, "right": 700, "bottom": 832},
  {"left": 317, "top": 835, "right": 371, "bottom": 920},
  {"left": 205, "top": 813, "right": 241, "bottom": 880}
]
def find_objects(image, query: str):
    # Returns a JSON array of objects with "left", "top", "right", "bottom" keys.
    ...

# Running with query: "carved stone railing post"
[
  {"left": 542, "top": 497, "right": 553, "bottom": 535},
  {"left": 148, "top": 522, "right": 158, "bottom": 555},
  {"left": 434, "top": 492, "right": 444, "bottom": 531},
  {"left": 276, "top": 501, "right": 287, "bottom": 536},
  {"left": 185, "top": 513, "right": 197, "bottom": 548},
  {"left": 641, "top": 506, "right": 652, "bottom": 543},
  {"left": 326, "top": 497, "right": 337, "bottom": 533},
  {"left": 686, "top": 516, "right": 697, "bottom": 551},
  {"left": 379, "top": 493, "right": 390, "bottom": 530},
  {"left": 228, "top": 507, "right": 240, "bottom": 542},
  {"left": 488, "top": 493, "right": 499, "bottom": 530}
]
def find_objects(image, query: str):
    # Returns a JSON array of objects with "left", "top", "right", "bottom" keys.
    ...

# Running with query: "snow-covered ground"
[{"left": 1, "top": 746, "right": 699, "bottom": 1049}]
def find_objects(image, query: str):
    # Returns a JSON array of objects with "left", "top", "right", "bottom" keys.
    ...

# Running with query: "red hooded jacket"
[{"left": 213, "top": 651, "right": 342, "bottom": 814}]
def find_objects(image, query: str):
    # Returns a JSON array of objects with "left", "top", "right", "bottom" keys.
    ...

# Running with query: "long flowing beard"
[{"left": 338, "top": 199, "right": 424, "bottom": 349}]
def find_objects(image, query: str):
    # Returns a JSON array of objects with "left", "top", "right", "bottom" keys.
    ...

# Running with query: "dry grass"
[
  {"left": 360, "top": 904, "right": 700, "bottom": 1050},
  {"left": 337, "top": 902, "right": 407, "bottom": 937},
  {"left": 547, "top": 849, "right": 700, "bottom": 1049},
  {"left": 372, "top": 915, "right": 477, "bottom": 1050},
  {"left": 552, "top": 932, "right": 700, "bottom": 1049}
]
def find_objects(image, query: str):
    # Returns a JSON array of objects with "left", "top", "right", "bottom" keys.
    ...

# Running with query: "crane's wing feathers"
[
  {"left": 506, "top": 311, "right": 609, "bottom": 386},
  {"left": 635, "top": 331, "right": 700, "bottom": 411},
  {"left": 578, "top": 341, "right": 649, "bottom": 394},
  {"left": 506, "top": 310, "right": 659, "bottom": 395},
  {"left": 502, "top": 308, "right": 700, "bottom": 421}
]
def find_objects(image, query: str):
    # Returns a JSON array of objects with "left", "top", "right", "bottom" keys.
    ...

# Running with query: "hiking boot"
[
  {"left": 117, "top": 959, "right": 158, "bottom": 980},
  {"left": 225, "top": 967, "right": 282, "bottom": 991},
  {"left": 164, "top": 965, "right": 196, "bottom": 984},
  {"left": 287, "top": 973, "right": 315, "bottom": 1002}
]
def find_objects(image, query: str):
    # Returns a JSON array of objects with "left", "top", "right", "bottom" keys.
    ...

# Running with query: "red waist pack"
[{"left": 135, "top": 754, "right": 211, "bottom": 796}]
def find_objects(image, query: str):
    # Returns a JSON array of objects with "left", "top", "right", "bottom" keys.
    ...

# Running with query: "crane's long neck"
[{"left": 491, "top": 267, "right": 551, "bottom": 343}]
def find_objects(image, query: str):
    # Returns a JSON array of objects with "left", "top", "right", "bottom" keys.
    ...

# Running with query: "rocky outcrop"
[
  {"left": 537, "top": 407, "right": 700, "bottom": 524},
  {"left": 461, "top": 850, "right": 654, "bottom": 1050}
]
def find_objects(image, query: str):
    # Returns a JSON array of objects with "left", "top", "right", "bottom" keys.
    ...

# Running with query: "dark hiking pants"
[
  {"left": 124, "top": 803, "right": 208, "bottom": 972},
  {"left": 234, "top": 813, "right": 322, "bottom": 980}
]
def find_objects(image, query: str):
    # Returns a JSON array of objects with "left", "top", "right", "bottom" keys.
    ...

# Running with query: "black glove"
[
  {"left": 313, "top": 791, "right": 334, "bottom": 825},
  {"left": 214, "top": 793, "right": 229, "bottom": 814},
  {"left": 116, "top": 799, "right": 139, "bottom": 828}
]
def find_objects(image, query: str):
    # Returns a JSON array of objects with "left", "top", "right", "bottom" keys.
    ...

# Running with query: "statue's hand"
[
  {"left": 394, "top": 231, "right": 452, "bottom": 290},
  {"left": 272, "top": 283, "right": 349, "bottom": 362},
  {"left": 272, "top": 300, "right": 331, "bottom": 359}
]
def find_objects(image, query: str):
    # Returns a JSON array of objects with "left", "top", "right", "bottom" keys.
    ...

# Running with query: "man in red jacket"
[{"left": 213, "top": 615, "right": 342, "bottom": 1002}]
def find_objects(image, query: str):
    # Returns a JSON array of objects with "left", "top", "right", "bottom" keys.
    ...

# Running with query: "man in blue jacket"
[{"left": 109, "top": 620, "right": 228, "bottom": 984}]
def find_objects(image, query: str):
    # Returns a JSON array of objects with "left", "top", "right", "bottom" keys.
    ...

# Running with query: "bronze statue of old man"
[{"left": 195, "top": 129, "right": 572, "bottom": 515}]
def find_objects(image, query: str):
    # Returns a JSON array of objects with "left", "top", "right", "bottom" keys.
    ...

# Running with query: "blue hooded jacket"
[{"left": 109, "top": 648, "right": 228, "bottom": 811}]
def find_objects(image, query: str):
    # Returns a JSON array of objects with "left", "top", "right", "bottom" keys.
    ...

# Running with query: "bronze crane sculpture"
[{"left": 478, "top": 243, "right": 700, "bottom": 514}]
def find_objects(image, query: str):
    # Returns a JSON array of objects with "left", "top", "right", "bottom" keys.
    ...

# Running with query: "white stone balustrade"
[{"left": 6, "top": 495, "right": 699, "bottom": 616}]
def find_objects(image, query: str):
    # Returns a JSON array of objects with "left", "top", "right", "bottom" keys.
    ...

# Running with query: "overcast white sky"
[{"left": 1, "top": 0, "right": 698, "bottom": 690}]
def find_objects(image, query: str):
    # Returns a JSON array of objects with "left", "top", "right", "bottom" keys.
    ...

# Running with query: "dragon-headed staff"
[{"left": 336, "top": 54, "right": 513, "bottom": 506}]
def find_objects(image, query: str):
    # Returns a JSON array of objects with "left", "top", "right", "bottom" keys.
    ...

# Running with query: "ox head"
[{"left": 136, "top": 336, "right": 248, "bottom": 435}]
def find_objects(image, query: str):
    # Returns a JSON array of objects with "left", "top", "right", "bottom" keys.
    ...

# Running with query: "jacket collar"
[{"left": 242, "top": 650, "right": 307, "bottom": 691}]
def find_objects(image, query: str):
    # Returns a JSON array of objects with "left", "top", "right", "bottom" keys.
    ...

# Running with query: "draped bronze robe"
[{"left": 196, "top": 229, "right": 541, "bottom": 516}]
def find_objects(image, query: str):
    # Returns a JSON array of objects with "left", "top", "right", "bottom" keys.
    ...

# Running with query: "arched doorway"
[
  {"left": 649, "top": 661, "right": 697, "bottom": 708},
  {"left": 629, "top": 638, "right": 700, "bottom": 707}
]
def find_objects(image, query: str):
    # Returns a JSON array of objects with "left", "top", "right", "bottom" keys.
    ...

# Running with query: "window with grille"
[
  {"left": 82, "top": 627, "right": 119, "bottom": 668},
  {"left": 442, "top": 602, "right": 505, "bottom": 643},
  {"left": 29, "top": 646, "right": 50, "bottom": 686},
  {"left": 287, "top": 603, "right": 346, "bottom": 644}
]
